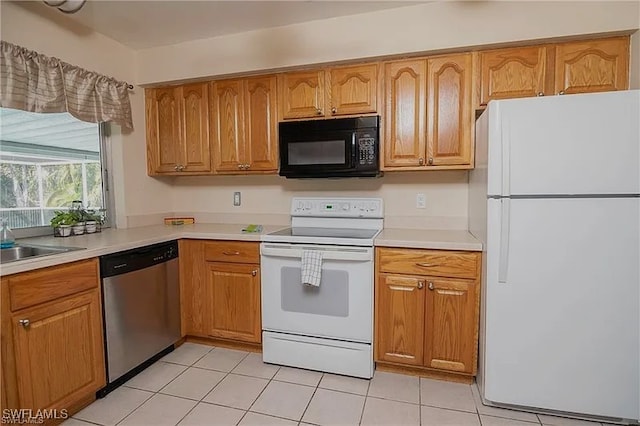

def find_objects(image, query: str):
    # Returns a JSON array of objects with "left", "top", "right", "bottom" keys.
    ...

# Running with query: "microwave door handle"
[{"left": 350, "top": 132, "right": 357, "bottom": 167}]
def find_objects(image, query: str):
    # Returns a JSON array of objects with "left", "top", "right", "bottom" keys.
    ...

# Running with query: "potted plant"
[
  {"left": 50, "top": 211, "right": 76, "bottom": 237},
  {"left": 70, "top": 209, "right": 86, "bottom": 235},
  {"left": 83, "top": 210, "right": 102, "bottom": 233}
]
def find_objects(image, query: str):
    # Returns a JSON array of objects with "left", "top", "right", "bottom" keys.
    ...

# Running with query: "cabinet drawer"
[
  {"left": 204, "top": 241, "right": 259, "bottom": 264},
  {"left": 8, "top": 259, "right": 99, "bottom": 311},
  {"left": 377, "top": 248, "right": 478, "bottom": 279}
]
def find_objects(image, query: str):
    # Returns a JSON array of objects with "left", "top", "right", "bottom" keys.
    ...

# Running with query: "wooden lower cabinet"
[
  {"left": 1, "top": 259, "right": 105, "bottom": 422},
  {"left": 375, "top": 248, "right": 481, "bottom": 381},
  {"left": 180, "top": 239, "right": 262, "bottom": 344},
  {"left": 207, "top": 262, "right": 261, "bottom": 343}
]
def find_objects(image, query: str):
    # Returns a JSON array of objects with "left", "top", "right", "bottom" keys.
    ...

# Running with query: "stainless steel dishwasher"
[{"left": 99, "top": 240, "right": 180, "bottom": 396}]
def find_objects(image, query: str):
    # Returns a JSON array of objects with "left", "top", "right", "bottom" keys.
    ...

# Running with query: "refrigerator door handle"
[
  {"left": 498, "top": 198, "right": 511, "bottom": 283},
  {"left": 500, "top": 116, "right": 511, "bottom": 197}
]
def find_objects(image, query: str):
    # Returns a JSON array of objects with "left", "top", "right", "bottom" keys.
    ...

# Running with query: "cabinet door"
[
  {"left": 383, "top": 60, "right": 427, "bottom": 168},
  {"left": 11, "top": 290, "right": 105, "bottom": 410},
  {"left": 278, "top": 71, "right": 325, "bottom": 119},
  {"left": 427, "top": 54, "right": 473, "bottom": 166},
  {"left": 146, "top": 87, "right": 182, "bottom": 174},
  {"left": 424, "top": 278, "right": 478, "bottom": 374},
  {"left": 211, "top": 80, "right": 245, "bottom": 173},
  {"left": 181, "top": 83, "right": 211, "bottom": 173},
  {"left": 330, "top": 64, "right": 378, "bottom": 116},
  {"left": 244, "top": 76, "right": 278, "bottom": 172},
  {"left": 555, "top": 37, "right": 629, "bottom": 95},
  {"left": 375, "top": 274, "right": 425, "bottom": 366},
  {"left": 479, "top": 46, "right": 550, "bottom": 105},
  {"left": 207, "top": 262, "right": 261, "bottom": 343},
  {"left": 179, "top": 240, "right": 209, "bottom": 337}
]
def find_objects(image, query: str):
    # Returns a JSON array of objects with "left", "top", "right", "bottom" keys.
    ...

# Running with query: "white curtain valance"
[{"left": 0, "top": 40, "right": 133, "bottom": 129}]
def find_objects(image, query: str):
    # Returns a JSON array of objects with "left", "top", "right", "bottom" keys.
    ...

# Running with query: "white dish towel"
[{"left": 301, "top": 250, "right": 323, "bottom": 287}]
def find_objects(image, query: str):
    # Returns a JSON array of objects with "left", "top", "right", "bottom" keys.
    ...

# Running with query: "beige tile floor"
[{"left": 63, "top": 343, "right": 608, "bottom": 426}]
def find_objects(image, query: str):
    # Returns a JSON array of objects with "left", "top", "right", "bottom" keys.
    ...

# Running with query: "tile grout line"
[
  {"left": 358, "top": 372, "right": 373, "bottom": 425},
  {"left": 297, "top": 372, "right": 323, "bottom": 424}
]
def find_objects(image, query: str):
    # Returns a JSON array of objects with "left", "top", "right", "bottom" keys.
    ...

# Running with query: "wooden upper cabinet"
[
  {"left": 211, "top": 80, "right": 245, "bottom": 173},
  {"left": 146, "top": 84, "right": 211, "bottom": 175},
  {"left": 11, "top": 289, "right": 105, "bottom": 411},
  {"left": 375, "top": 274, "right": 425, "bottom": 366},
  {"left": 427, "top": 53, "right": 473, "bottom": 166},
  {"left": 424, "top": 277, "right": 478, "bottom": 375},
  {"left": 211, "top": 76, "right": 278, "bottom": 174},
  {"left": 383, "top": 59, "right": 427, "bottom": 168},
  {"left": 330, "top": 64, "right": 378, "bottom": 116},
  {"left": 555, "top": 37, "right": 629, "bottom": 95},
  {"left": 479, "top": 46, "right": 551, "bottom": 106},
  {"left": 146, "top": 87, "right": 182, "bottom": 174},
  {"left": 278, "top": 71, "right": 325, "bottom": 120},
  {"left": 244, "top": 76, "right": 278, "bottom": 172},
  {"left": 181, "top": 83, "right": 211, "bottom": 172}
]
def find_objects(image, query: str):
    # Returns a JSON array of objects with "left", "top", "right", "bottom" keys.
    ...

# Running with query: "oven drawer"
[
  {"left": 377, "top": 248, "right": 478, "bottom": 279},
  {"left": 204, "top": 241, "right": 259, "bottom": 264}
]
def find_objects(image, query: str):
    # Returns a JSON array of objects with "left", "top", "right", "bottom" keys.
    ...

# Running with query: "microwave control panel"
[{"left": 358, "top": 136, "right": 377, "bottom": 165}]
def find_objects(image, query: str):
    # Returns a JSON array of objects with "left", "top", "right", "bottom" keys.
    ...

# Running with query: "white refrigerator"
[{"left": 469, "top": 90, "right": 640, "bottom": 423}]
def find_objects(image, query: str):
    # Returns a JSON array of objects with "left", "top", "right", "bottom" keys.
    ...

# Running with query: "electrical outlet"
[
  {"left": 416, "top": 193, "right": 426, "bottom": 209},
  {"left": 233, "top": 192, "right": 241, "bottom": 206}
]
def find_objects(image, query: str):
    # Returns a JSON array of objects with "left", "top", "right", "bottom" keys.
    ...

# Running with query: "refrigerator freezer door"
[
  {"left": 483, "top": 197, "right": 639, "bottom": 420},
  {"left": 486, "top": 90, "right": 640, "bottom": 197}
]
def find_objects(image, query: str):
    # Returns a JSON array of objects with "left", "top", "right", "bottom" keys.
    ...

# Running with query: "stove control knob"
[{"left": 342, "top": 203, "right": 349, "bottom": 211}]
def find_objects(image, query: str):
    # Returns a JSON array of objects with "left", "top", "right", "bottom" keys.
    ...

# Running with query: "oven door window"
[{"left": 280, "top": 267, "right": 348, "bottom": 317}]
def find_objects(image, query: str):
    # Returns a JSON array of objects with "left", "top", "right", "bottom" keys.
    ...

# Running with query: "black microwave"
[{"left": 278, "top": 116, "right": 380, "bottom": 178}]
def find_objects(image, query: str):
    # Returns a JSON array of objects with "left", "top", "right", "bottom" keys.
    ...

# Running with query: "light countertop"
[
  {"left": 375, "top": 228, "right": 482, "bottom": 252},
  {"left": 1, "top": 224, "right": 482, "bottom": 276}
]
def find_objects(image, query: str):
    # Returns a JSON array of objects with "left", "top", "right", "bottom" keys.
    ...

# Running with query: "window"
[{"left": 0, "top": 108, "right": 112, "bottom": 235}]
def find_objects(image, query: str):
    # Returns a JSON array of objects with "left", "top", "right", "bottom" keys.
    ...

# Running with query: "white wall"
[
  {"left": 0, "top": 1, "right": 172, "bottom": 228},
  {"left": 137, "top": 1, "right": 640, "bottom": 85}
]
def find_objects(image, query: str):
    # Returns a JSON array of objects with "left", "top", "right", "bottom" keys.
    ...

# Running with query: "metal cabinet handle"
[
  {"left": 331, "top": 107, "right": 337, "bottom": 114},
  {"left": 178, "top": 165, "right": 185, "bottom": 171},
  {"left": 428, "top": 157, "right": 434, "bottom": 165},
  {"left": 245, "top": 164, "right": 250, "bottom": 170},
  {"left": 419, "top": 157, "right": 424, "bottom": 165},
  {"left": 174, "top": 165, "right": 179, "bottom": 171},
  {"left": 417, "top": 280, "right": 425, "bottom": 289},
  {"left": 252, "top": 270, "right": 258, "bottom": 276},
  {"left": 558, "top": 91, "right": 565, "bottom": 95},
  {"left": 316, "top": 108, "right": 323, "bottom": 115},
  {"left": 428, "top": 282, "right": 434, "bottom": 291},
  {"left": 415, "top": 262, "right": 437, "bottom": 268},
  {"left": 19, "top": 319, "right": 30, "bottom": 328},
  {"left": 237, "top": 164, "right": 243, "bottom": 169},
  {"left": 537, "top": 92, "right": 544, "bottom": 97},
  {"left": 223, "top": 251, "right": 240, "bottom": 256}
]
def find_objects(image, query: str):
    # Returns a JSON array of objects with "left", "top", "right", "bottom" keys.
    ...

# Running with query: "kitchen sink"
[{"left": 0, "top": 244, "right": 85, "bottom": 263}]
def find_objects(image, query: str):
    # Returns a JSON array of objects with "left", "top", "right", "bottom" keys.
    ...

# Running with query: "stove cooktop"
[{"left": 263, "top": 226, "right": 381, "bottom": 247}]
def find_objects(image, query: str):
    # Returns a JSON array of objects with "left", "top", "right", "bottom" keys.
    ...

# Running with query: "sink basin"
[{"left": 0, "top": 244, "right": 85, "bottom": 263}]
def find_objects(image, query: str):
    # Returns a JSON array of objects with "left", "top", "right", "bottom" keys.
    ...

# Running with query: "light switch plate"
[
  {"left": 233, "top": 192, "right": 241, "bottom": 206},
  {"left": 416, "top": 193, "right": 426, "bottom": 209}
]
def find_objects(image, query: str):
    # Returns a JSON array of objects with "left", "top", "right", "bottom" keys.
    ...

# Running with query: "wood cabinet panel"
[
  {"left": 8, "top": 259, "right": 98, "bottom": 311},
  {"left": 146, "top": 87, "right": 182, "bottom": 174},
  {"left": 555, "top": 37, "right": 629, "bottom": 95},
  {"left": 203, "top": 241, "right": 260, "bottom": 264},
  {"left": 181, "top": 83, "right": 211, "bottom": 172},
  {"left": 330, "top": 64, "right": 378, "bottom": 116},
  {"left": 211, "top": 80, "right": 245, "bottom": 172},
  {"left": 207, "top": 262, "right": 261, "bottom": 343},
  {"left": 479, "top": 46, "right": 550, "bottom": 105},
  {"left": 378, "top": 248, "right": 478, "bottom": 279},
  {"left": 278, "top": 71, "right": 325, "bottom": 119},
  {"left": 11, "top": 289, "right": 105, "bottom": 410},
  {"left": 424, "top": 278, "right": 478, "bottom": 374},
  {"left": 245, "top": 76, "right": 278, "bottom": 171},
  {"left": 179, "top": 240, "right": 209, "bottom": 336},
  {"left": 383, "top": 60, "right": 427, "bottom": 168},
  {"left": 375, "top": 274, "right": 425, "bottom": 366},
  {"left": 427, "top": 54, "right": 472, "bottom": 166}
]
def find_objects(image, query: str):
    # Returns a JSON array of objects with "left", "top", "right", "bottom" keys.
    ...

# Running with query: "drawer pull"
[
  {"left": 223, "top": 251, "right": 241, "bottom": 256},
  {"left": 415, "top": 262, "right": 437, "bottom": 268},
  {"left": 19, "top": 319, "right": 30, "bottom": 328},
  {"left": 417, "top": 280, "right": 425, "bottom": 290},
  {"left": 252, "top": 270, "right": 257, "bottom": 276},
  {"left": 428, "top": 282, "right": 434, "bottom": 291}
]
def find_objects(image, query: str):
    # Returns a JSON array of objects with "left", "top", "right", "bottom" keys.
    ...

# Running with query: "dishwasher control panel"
[{"left": 100, "top": 240, "right": 179, "bottom": 278}]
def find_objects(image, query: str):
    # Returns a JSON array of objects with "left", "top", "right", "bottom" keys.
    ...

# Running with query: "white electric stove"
[{"left": 260, "top": 197, "right": 383, "bottom": 378}]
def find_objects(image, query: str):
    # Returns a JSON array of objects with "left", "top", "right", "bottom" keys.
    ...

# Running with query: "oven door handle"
[{"left": 261, "top": 246, "right": 372, "bottom": 262}]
